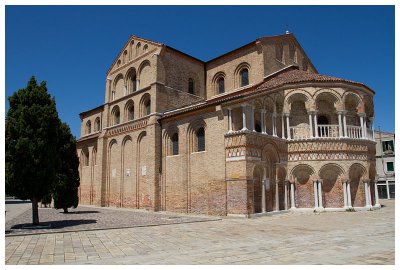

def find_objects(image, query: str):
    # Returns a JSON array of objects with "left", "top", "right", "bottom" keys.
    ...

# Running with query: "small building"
[
  {"left": 77, "top": 33, "right": 380, "bottom": 216},
  {"left": 375, "top": 130, "right": 395, "bottom": 199}
]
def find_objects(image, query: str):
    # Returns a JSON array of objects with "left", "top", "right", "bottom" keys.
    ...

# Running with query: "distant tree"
[
  {"left": 40, "top": 193, "right": 52, "bottom": 208},
  {"left": 52, "top": 122, "right": 80, "bottom": 213},
  {"left": 6, "top": 76, "right": 59, "bottom": 225}
]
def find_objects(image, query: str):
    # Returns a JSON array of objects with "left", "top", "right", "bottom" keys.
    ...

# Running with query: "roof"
[
  {"left": 162, "top": 65, "right": 375, "bottom": 119},
  {"left": 257, "top": 65, "right": 375, "bottom": 94}
]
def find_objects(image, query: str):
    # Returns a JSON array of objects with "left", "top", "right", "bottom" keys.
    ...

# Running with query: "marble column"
[
  {"left": 286, "top": 114, "right": 291, "bottom": 140},
  {"left": 338, "top": 112, "right": 343, "bottom": 138},
  {"left": 228, "top": 108, "right": 233, "bottom": 133},
  {"left": 272, "top": 112, "right": 277, "bottom": 137},
  {"left": 261, "top": 109, "right": 266, "bottom": 134},
  {"left": 374, "top": 180, "right": 381, "bottom": 207},
  {"left": 308, "top": 112, "right": 313, "bottom": 138},
  {"left": 284, "top": 181, "right": 288, "bottom": 210},
  {"left": 281, "top": 113, "right": 285, "bottom": 139},
  {"left": 364, "top": 181, "right": 371, "bottom": 207},
  {"left": 241, "top": 105, "right": 248, "bottom": 131},
  {"left": 290, "top": 182, "right": 295, "bottom": 209},
  {"left": 342, "top": 181, "right": 348, "bottom": 208},
  {"left": 343, "top": 112, "right": 348, "bottom": 137},
  {"left": 359, "top": 114, "right": 365, "bottom": 139},
  {"left": 318, "top": 180, "right": 323, "bottom": 208},
  {"left": 275, "top": 180, "right": 279, "bottom": 211},
  {"left": 313, "top": 181, "right": 319, "bottom": 208},
  {"left": 314, "top": 113, "right": 319, "bottom": 138},
  {"left": 261, "top": 179, "right": 266, "bottom": 213},
  {"left": 346, "top": 182, "right": 352, "bottom": 207}
]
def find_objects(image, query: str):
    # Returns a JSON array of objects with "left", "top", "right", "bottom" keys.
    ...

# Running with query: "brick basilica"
[{"left": 77, "top": 33, "right": 380, "bottom": 217}]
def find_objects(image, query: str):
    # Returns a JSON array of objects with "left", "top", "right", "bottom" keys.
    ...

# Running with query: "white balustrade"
[
  {"left": 317, "top": 125, "right": 339, "bottom": 138},
  {"left": 346, "top": 125, "right": 363, "bottom": 139}
]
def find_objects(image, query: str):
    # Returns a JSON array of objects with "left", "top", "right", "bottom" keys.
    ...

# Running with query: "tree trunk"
[
  {"left": 63, "top": 207, "right": 68, "bottom": 213},
  {"left": 32, "top": 197, "right": 39, "bottom": 225}
]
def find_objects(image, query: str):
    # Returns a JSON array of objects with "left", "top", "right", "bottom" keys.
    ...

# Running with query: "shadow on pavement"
[
  {"left": 5, "top": 200, "right": 31, "bottom": 205},
  {"left": 10, "top": 219, "right": 97, "bottom": 230},
  {"left": 60, "top": 211, "right": 100, "bottom": 214}
]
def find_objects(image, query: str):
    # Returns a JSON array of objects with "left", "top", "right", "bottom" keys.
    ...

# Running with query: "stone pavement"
[
  {"left": 5, "top": 200, "right": 395, "bottom": 265},
  {"left": 5, "top": 204, "right": 218, "bottom": 236}
]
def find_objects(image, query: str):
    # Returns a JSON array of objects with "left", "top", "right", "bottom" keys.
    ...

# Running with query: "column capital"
[
  {"left": 357, "top": 112, "right": 366, "bottom": 117},
  {"left": 336, "top": 110, "right": 346, "bottom": 115},
  {"left": 307, "top": 110, "right": 318, "bottom": 115},
  {"left": 260, "top": 109, "right": 266, "bottom": 113},
  {"left": 341, "top": 178, "right": 349, "bottom": 184},
  {"left": 284, "top": 113, "right": 290, "bottom": 117},
  {"left": 362, "top": 178, "right": 371, "bottom": 183}
]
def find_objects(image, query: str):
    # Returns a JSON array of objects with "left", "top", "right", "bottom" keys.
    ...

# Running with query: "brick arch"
[
  {"left": 113, "top": 73, "right": 125, "bottom": 99},
  {"left": 318, "top": 163, "right": 345, "bottom": 208},
  {"left": 261, "top": 143, "right": 280, "bottom": 164},
  {"left": 187, "top": 118, "right": 207, "bottom": 153},
  {"left": 124, "top": 99, "right": 135, "bottom": 121},
  {"left": 139, "top": 93, "right": 151, "bottom": 117},
  {"left": 291, "top": 164, "right": 315, "bottom": 208},
  {"left": 348, "top": 163, "right": 367, "bottom": 207},
  {"left": 125, "top": 67, "right": 137, "bottom": 93},
  {"left": 137, "top": 60, "right": 151, "bottom": 89},
  {"left": 314, "top": 88, "right": 341, "bottom": 110},
  {"left": 163, "top": 125, "right": 180, "bottom": 156},
  {"left": 284, "top": 89, "right": 313, "bottom": 113},
  {"left": 234, "top": 62, "right": 251, "bottom": 88}
]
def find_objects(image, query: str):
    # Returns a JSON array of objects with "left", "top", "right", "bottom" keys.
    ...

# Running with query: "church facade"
[{"left": 76, "top": 33, "right": 380, "bottom": 216}]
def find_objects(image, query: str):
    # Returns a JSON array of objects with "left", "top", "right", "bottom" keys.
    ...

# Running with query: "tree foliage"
[
  {"left": 6, "top": 76, "right": 80, "bottom": 223},
  {"left": 52, "top": 122, "right": 80, "bottom": 213}
]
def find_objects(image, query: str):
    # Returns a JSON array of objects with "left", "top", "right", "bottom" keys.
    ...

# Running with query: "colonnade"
[
  {"left": 255, "top": 177, "right": 381, "bottom": 214},
  {"left": 227, "top": 105, "right": 374, "bottom": 140}
]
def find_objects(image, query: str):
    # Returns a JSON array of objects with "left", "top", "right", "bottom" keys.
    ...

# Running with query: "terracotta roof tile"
[{"left": 256, "top": 66, "right": 374, "bottom": 93}]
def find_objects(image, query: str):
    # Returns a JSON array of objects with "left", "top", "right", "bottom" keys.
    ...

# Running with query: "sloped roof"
[
  {"left": 162, "top": 65, "right": 374, "bottom": 119},
  {"left": 256, "top": 65, "right": 375, "bottom": 94}
]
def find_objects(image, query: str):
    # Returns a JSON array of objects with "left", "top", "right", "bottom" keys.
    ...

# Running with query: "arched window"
[
  {"left": 143, "top": 44, "right": 148, "bottom": 52},
  {"left": 140, "top": 94, "right": 151, "bottom": 117},
  {"left": 111, "top": 91, "right": 116, "bottom": 101},
  {"left": 240, "top": 68, "right": 249, "bottom": 87},
  {"left": 196, "top": 127, "right": 205, "bottom": 152},
  {"left": 217, "top": 77, "right": 225, "bottom": 94},
  {"left": 95, "top": 117, "right": 101, "bottom": 132},
  {"left": 145, "top": 100, "right": 151, "bottom": 115},
  {"left": 86, "top": 120, "right": 91, "bottom": 134},
  {"left": 125, "top": 101, "right": 134, "bottom": 121},
  {"left": 172, "top": 133, "right": 179, "bottom": 155},
  {"left": 126, "top": 69, "right": 137, "bottom": 93},
  {"left": 123, "top": 50, "right": 127, "bottom": 63},
  {"left": 136, "top": 42, "right": 141, "bottom": 56},
  {"left": 83, "top": 149, "right": 89, "bottom": 166},
  {"left": 117, "top": 59, "right": 121, "bottom": 67},
  {"left": 112, "top": 106, "right": 120, "bottom": 125},
  {"left": 188, "top": 78, "right": 194, "bottom": 95},
  {"left": 129, "top": 40, "right": 134, "bottom": 59}
]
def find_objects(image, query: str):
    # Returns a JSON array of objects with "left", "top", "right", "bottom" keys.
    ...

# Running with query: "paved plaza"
[{"left": 5, "top": 200, "right": 395, "bottom": 265}]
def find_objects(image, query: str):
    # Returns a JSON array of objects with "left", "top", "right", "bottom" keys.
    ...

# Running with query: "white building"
[{"left": 375, "top": 130, "right": 395, "bottom": 199}]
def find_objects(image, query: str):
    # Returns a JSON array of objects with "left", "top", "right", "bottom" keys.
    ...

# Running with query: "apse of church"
[{"left": 77, "top": 33, "right": 378, "bottom": 217}]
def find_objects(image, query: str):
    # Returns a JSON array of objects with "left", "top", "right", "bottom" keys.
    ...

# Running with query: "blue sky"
[{"left": 5, "top": 5, "right": 395, "bottom": 137}]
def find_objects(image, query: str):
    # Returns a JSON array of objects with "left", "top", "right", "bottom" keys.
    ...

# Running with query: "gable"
[{"left": 107, "top": 35, "right": 161, "bottom": 75}]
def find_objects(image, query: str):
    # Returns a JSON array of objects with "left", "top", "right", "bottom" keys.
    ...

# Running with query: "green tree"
[
  {"left": 52, "top": 122, "right": 80, "bottom": 213},
  {"left": 6, "top": 76, "right": 59, "bottom": 225}
]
